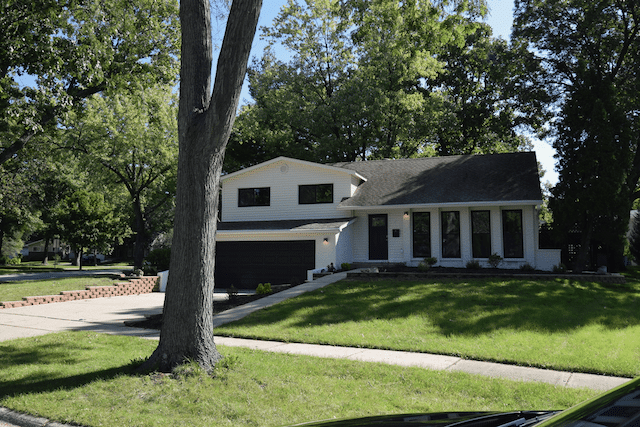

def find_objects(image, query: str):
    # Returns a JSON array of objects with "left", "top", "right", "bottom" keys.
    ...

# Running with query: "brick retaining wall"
[{"left": 0, "top": 276, "right": 159, "bottom": 309}]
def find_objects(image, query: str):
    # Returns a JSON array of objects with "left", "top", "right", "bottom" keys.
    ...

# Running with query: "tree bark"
[
  {"left": 133, "top": 198, "right": 147, "bottom": 269},
  {"left": 573, "top": 221, "right": 592, "bottom": 274},
  {"left": 141, "top": 0, "right": 262, "bottom": 373},
  {"left": 42, "top": 238, "right": 50, "bottom": 265}
]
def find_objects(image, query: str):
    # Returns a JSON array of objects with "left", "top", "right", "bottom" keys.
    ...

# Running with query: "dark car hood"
[{"left": 291, "top": 411, "right": 557, "bottom": 427}]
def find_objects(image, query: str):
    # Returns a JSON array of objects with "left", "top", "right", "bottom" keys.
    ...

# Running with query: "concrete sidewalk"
[{"left": 0, "top": 270, "right": 632, "bottom": 393}]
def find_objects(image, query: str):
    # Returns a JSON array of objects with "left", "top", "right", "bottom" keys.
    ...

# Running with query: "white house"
[{"left": 215, "top": 152, "right": 561, "bottom": 288}]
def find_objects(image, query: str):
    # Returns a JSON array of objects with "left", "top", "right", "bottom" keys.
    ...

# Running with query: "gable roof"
[
  {"left": 334, "top": 152, "right": 542, "bottom": 208},
  {"left": 222, "top": 156, "right": 366, "bottom": 182}
]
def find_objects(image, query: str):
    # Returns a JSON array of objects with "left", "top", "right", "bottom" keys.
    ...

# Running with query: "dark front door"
[{"left": 369, "top": 214, "right": 388, "bottom": 260}]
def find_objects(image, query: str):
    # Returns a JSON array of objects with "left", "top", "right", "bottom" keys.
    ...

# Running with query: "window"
[
  {"left": 413, "top": 212, "right": 431, "bottom": 258},
  {"left": 299, "top": 184, "right": 333, "bottom": 204},
  {"left": 502, "top": 210, "right": 524, "bottom": 258},
  {"left": 238, "top": 187, "right": 270, "bottom": 207},
  {"left": 472, "top": 211, "right": 491, "bottom": 258},
  {"left": 441, "top": 211, "right": 461, "bottom": 258}
]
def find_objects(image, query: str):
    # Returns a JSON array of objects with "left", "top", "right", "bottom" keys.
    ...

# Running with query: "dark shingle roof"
[{"left": 335, "top": 152, "right": 542, "bottom": 207}]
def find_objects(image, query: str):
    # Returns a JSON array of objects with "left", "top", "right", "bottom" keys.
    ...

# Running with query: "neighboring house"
[
  {"left": 21, "top": 239, "right": 67, "bottom": 261},
  {"left": 216, "top": 152, "right": 561, "bottom": 288}
]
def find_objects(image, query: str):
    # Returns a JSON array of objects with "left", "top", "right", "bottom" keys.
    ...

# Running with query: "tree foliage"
[
  {"left": 226, "top": 0, "right": 545, "bottom": 171},
  {"left": 54, "top": 189, "right": 129, "bottom": 270},
  {"left": 0, "top": 0, "right": 180, "bottom": 165},
  {"left": 513, "top": 0, "right": 640, "bottom": 271},
  {"left": 61, "top": 85, "right": 179, "bottom": 268}
]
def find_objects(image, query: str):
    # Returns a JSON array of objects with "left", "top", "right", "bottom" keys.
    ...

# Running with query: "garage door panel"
[{"left": 215, "top": 240, "right": 315, "bottom": 289}]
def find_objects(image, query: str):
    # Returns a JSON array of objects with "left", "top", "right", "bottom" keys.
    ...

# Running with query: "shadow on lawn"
[
  {"left": 229, "top": 277, "right": 640, "bottom": 336},
  {"left": 0, "top": 336, "right": 141, "bottom": 398}
]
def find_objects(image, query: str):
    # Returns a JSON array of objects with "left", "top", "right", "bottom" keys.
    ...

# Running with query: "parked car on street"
[{"left": 292, "top": 377, "right": 639, "bottom": 426}]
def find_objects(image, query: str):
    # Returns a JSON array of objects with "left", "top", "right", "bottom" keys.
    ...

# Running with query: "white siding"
[{"left": 221, "top": 159, "right": 357, "bottom": 222}]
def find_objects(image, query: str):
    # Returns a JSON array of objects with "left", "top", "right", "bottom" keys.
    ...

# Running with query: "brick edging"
[{"left": 0, "top": 276, "right": 159, "bottom": 309}]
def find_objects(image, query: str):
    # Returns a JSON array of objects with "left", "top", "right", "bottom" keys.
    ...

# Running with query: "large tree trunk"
[
  {"left": 133, "top": 198, "right": 147, "bottom": 269},
  {"left": 573, "top": 222, "right": 592, "bottom": 274},
  {"left": 141, "top": 0, "right": 262, "bottom": 373},
  {"left": 42, "top": 238, "right": 50, "bottom": 265}
]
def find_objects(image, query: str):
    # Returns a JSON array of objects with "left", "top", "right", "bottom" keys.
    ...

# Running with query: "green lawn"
[
  {"left": 0, "top": 261, "right": 132, "bottom": 275},
  {"left": 0, "top": 332, "right": 598, "bottom": 427},
  {"left": 0, "top": 277, "right": 117, "bottom": 302},
  {"left": 214, "top": 277, "right": 640, "bottom": 378}
]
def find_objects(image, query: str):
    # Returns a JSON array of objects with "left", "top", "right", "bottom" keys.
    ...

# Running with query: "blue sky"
[{"left": 234, "top": 0, "right": 559, "bottom": 185}]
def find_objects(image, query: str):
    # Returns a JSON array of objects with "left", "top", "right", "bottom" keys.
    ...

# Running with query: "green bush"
[
  {"left": 256, "top": 283, "right": 272, "bottom": 295},
  {"left": 487, "top": 253, "right": 503, "bottom": 268},
  {"left": 520, "top": 263, "right": 535, "bottom": 271},
  {"left": 0, "top": 255, "right": 21, "bottom": 265},
  {"left": 553, "top": 263, "right": 567, "bottom": 273},
  {"left": 226, "top": 285, "right": 238, "bottom": 301},
  {"left": 145, "top": 248, "right": 171, "bottom": 271},
  {"left": 418, "top": 257, "right": 438, "bottom": 271},
  {"left": 340, "top": 262, "right": 351, "bottom": 271},
  {"left": 466, "top": 259, "right": 481, "bottom": 269}
]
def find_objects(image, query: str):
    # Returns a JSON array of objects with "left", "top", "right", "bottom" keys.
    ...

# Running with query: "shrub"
[
  {"left": 142, "top": 261, "right": 157, "bottom": 276},
  {"left": 487, "top": 253, "right": 503, "bottom": 268},
  {"left": 145, "top": 247, "right": 171, "bottom": 272},
  {"left": 553, "top": 263, "right": 567, "bottom": 273},
  {"left": 340, "top": 262, "right": 351, "bottom": 271},
  {"left": 520, "top": 263, "right": 535, "bottom": 271},
  {"left": 466, "top": 259, "right": 481, "bottom": 269},
  {"left": 1, "top": 255, "right": 22, "bottom": 265},
  {"left": 418, "top": 257, "right": 437, "bottom": 271},
  {"left": 226, "top": 285, "right": 238, "bottom": 301},
  {"left": 256, "top": 283, "right": 272, "bottom": 295}
]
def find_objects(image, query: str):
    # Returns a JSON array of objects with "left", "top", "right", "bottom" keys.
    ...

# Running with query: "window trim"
[
  {"left": 238, "top": 187, "right": 270, "bottom": 207},
  {"left": 298, "top": 183, "right": 334, "bottom": 205}
]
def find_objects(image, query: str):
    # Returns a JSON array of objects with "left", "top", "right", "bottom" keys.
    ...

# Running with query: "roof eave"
[{"left": 337, "top": 200, "right": 544, "bottom": 210}]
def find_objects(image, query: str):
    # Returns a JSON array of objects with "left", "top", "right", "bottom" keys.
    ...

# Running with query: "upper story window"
[
  {"left": 299, "top": 184, "right": 333, "bottom": 204},
  {"left": 238, "top": 187, "right": 270, "bottom": 207}
]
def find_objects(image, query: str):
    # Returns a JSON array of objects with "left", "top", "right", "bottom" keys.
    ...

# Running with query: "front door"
[{"left": 369, "top": 214, "right": 388, "bottom": 260}]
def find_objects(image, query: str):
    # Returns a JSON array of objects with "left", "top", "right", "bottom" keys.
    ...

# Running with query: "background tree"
[
  {"left": 141, "top": 0, "right": 263, "bottom": 373},
  {"left": 226, "top": 0, "right": 546, "bottom": 171},
  {"left": 53, "top": 189, "right": 129, "bottom": 270},
  {"left": 629, "top": 212, "right": 640, "bottom": 264},
  {"left": 431, "top": 23, "right": 548, "bottom": 154},
  {"left": 0, "top": 0, "right": 179, "bottom": 165},
  {"left": 0, "top": 161, "right": 41, "bottom": 258},
  {"left": 513, "top": 0, "right": 640, "bottom": 272},
  {"left": 61, "top": 85, "right": 179, "bottom": 269}
]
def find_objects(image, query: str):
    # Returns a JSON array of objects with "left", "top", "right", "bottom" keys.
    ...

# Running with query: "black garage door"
[{"left": 215, "top": 240, "right": 315, "bottom": 289}]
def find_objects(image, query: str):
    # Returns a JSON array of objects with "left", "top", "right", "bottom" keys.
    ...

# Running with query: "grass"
[
  {"left": 0, "top": 277, "right": 117, "bottom": 302},
  {"left": 214, "top": 277, "right": 640, "bottom": 378},
  {"left": 0, "top": 261, "right": 132, "bottom": 275},
  {"left": 0, "top": 331, "right": 599, "bottom": 427}
]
